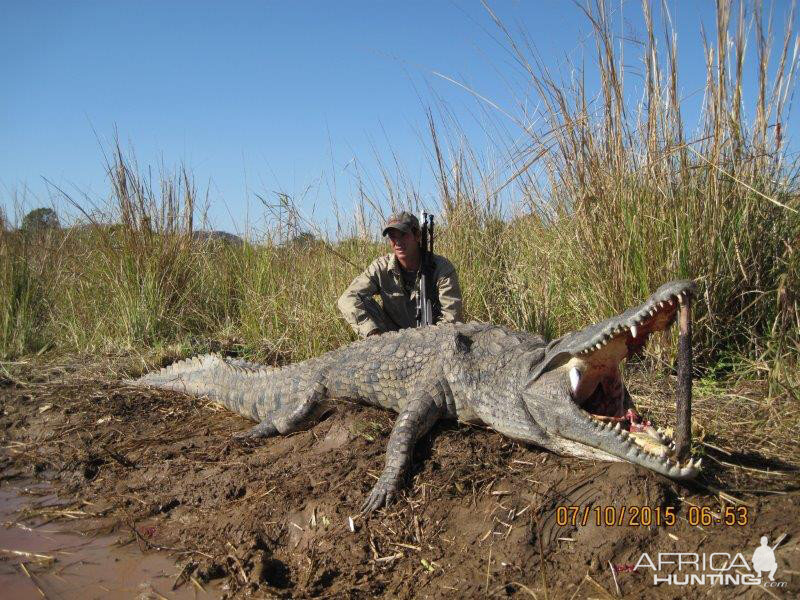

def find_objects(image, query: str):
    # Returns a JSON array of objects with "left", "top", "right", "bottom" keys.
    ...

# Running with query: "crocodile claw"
[
  {"left": 232, "top": 421, "right": 278, "bottom": 441},
  {"left": 360, "top": 478, "right": 396, "bottom": 514}
]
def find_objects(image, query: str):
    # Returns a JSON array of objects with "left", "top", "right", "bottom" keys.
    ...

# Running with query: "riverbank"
[{"left": 1, "top": 355, "right": 797, "bottom": 598}]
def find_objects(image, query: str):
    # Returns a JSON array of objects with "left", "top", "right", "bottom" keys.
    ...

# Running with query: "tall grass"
[
  {"left": 428, "top": 1, "right": 799, "bottom": 375},
  {"left": 45, "top": 145, "right": 208, "bottom": 352},
  {"left": 0, "top": 2, "right": 797, "bottom": 392},
  {"left": 0, "top": 232, "right": 50, "bottom": 357}
]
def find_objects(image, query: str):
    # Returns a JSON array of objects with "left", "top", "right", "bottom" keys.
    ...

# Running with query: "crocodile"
[{"left": 129, "top": 279, "right": 700, "bottom": 512}]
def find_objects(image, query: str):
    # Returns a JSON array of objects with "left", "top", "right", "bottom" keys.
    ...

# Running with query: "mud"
[
  {"left": 0, "top": 480, "right": 212, "bottom": 599},
  {"left": 0, "top": 359, "right": 798, "bottom": 598}
]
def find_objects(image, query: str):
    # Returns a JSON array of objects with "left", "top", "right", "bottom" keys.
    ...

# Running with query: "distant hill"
[
  {"left": 64, "top": 224, "right": 245, "bottom": 245},
  {"left": 3, "top": 220, "right": 246, "bottom": 246},
  {"left": 190, "top": 230, "right": 244, "bottom": 245}
]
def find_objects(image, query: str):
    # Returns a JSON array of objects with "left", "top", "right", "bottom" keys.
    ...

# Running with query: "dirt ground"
[{"left": 1, "top": 356, "right": 798, "bottom": 599}]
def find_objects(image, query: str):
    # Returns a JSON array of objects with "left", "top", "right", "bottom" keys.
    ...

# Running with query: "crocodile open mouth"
[
  {"left": 564, "top": 285, "right": 701, "bottom": 476},
  {"left": 576, "top": 288, "right": 689, "bottom": 359}
]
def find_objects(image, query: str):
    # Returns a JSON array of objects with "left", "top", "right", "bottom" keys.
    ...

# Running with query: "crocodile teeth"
[
  {"left": 648, "top": 308, "right": 656, "bottom": 316},
  {"left": 614, "top": 423, "right": 622, "bottom": 432},
  {"left": 685, "top": 457, "right": 703, "bottom": 470},
  {"left": 631, "top": 325, "right": 638, "bottom": 338},
  {"left": 595, "top": 343, "right": 602, "bottom": 350},
  {"left": 677, "top": 292, "right": 685, "bottom": 304},
  {"left": 569, "top": 367, "right": 581, "bottom": 395},
  {"left": 658, "top": 301, "right": 665, "bottom": 308}
]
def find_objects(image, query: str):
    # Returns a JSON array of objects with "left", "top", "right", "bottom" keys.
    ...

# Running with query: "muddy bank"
[
  {"left": 1, "top": 359, "right": 798, "bottom": 598},
  {"left": 0, "top": 478, "right": 212, "bottom": 599}
]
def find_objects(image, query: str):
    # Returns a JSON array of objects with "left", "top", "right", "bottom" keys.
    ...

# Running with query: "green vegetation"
[
  {"left": 21, "top": 207, "right": 60, "bottom": 233},
  {"left": 1, "top": 2, "right": 797, "bottom": 399},
  {"left": 0, "top": 233, "right": 49, "bottom": 357}
]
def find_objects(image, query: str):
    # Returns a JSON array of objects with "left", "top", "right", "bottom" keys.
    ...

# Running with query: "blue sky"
[{"left": 1, "top": 1, "right": 797, "bottom": 237}]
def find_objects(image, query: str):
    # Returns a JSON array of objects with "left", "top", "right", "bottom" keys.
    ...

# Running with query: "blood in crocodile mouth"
[
  {"left": 573, "top": 302, "right": 682, "bottom": 435},
  {"left": 590, "top": 409, "right": 652, "bottom": 433},
  {"left": 581, "top": 385, "right": 650, "bottom": 433}
]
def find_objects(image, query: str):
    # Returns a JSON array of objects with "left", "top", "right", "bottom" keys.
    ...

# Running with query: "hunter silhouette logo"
[{"left": 751, "top": 536, "right": 779, "bottom": 581}]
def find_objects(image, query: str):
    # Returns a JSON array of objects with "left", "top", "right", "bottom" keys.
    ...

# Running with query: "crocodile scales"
[{"left": 129, "top": 280, "right": 701, "bottom": 512}]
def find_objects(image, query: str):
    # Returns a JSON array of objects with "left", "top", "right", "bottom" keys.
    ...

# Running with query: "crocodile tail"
[{"left": 126, "top": 354, "right": 278, "bottom": 420}]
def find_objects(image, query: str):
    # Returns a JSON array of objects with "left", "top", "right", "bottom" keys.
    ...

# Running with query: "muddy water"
[{"left": 0, "top": 481, "right": 216, "bottom": 599}]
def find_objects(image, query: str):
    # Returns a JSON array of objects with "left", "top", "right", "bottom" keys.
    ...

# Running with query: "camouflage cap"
[{"left": 382, "top": 211, "right": 420, "bottom": 236}]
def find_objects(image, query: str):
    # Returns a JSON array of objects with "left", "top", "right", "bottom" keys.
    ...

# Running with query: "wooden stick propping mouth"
[{"left": 674, "top": 298, "right": 692, "bottom": 460}]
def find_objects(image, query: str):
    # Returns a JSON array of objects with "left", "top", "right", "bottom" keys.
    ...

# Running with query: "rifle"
[{"left": 415, "top": 212, "right": 441, "bottom": 327}]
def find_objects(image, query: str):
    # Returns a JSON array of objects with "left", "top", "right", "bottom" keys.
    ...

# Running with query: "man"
[
  {"left": 751, "top": 536, "right": 778, "bottom": 582},
  {"left": 338, "top": 211, "right": 463, "bottom": 338}
]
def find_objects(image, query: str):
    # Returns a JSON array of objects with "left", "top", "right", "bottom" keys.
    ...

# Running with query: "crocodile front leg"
[{"left": 361, "top": 385, "right": 445, "bottom": 513}]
